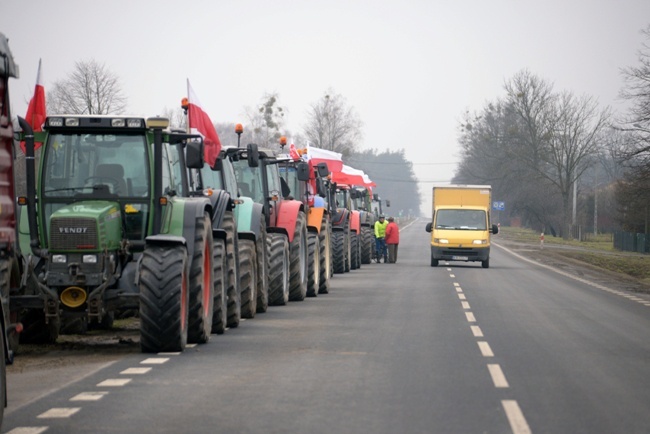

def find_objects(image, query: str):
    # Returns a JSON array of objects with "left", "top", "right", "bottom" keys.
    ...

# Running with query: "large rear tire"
[
  {"left": 211, "top": 238, "right": 227, "bottom": 334},
  {"left": 139, "top": 244, "right": 189, "bottom": 353},
  {"left": 256, "top": 217, "right": 269, "bottom": 313},
  {"left": 239, "top": 239, "right": 257, "bottom": 318},
  {"left": 223, "top": 211, "right": 241, "bottom": 328},
  {"left": 344, "top": 227, "right": 351, "bottom": 273},
  {"left": 267, "top": 233, "right": 290, "bottom": 306},
  {"left": 187, "top": 214, "right": 214, "bottom": 344},
  {"left": 318, "top": 217, "right": 331, "bottom": 294},
  {"left": 306, "top": 233, "right": 320, "bottom": 297},
  {"left": 289, "top": 212, "right": 308, "bottom": 301}
]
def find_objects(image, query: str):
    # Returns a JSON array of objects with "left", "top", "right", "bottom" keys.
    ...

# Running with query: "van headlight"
[
  {"left": 434, "top": 238, "right": 449, "bottom": 244},
  {"left": 473, "top": 239, "right": 487, "bottom": 245}
]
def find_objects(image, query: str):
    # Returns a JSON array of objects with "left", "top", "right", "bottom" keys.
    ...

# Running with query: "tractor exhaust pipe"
[{"left": 17, "top": 116, "right": 46, "bottom": 258}]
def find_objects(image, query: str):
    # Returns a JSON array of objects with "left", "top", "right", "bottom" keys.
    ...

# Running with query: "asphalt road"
[{"left": 3, "top": 220, "right": 650, "bottom": 434}]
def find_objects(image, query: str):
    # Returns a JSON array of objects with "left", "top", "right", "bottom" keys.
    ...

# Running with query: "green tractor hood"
[{"left": 49, "top": 201, "right": 122, "bottom": 253}]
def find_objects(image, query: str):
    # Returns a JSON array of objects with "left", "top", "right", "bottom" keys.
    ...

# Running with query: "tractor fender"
[
  {"left": 274, "top": 199, "right": 304, "bottom": 243},
  {"left": 207, "top": 189, "right": 231, "bottom": 229},
  {"left": 160, "top": 199, "right": 209, "bottom": 264},
  {"left": 234, "top": 198, "right": 264, "bottom": 241},
  {"left": 307, "top": 207, "right": 326, "bottom": 234},
  {"left": 350, "top": 210, "right": 361, "bottom": 234}
]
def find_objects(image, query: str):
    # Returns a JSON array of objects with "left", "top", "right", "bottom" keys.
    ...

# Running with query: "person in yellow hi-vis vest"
[{"left": 374, "top": 215, "right": 388, "bottom": 263}]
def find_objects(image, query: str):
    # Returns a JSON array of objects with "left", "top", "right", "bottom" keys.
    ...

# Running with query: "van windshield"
[{"left": 435, "top": 209, "right": 487, "bottom": 230}]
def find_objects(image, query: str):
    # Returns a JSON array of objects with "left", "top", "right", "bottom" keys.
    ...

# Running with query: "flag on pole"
[
  {"left": 21, "top": 59, "right": 46, "bottom": 154},
  {"left": 186, "top": 79, "right": 221, "bottom": 167},
  {"left": 289, "top": 141, "right": 300, "bottom": 161}
]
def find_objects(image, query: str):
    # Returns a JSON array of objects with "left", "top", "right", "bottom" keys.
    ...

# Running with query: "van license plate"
[{"left": 452, "top": 256, "right": 469, "bottom": 261}]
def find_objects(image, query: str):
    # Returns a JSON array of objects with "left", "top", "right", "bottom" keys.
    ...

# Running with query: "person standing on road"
[
  {"left": 385, "top": 216, "right": 399, "bottom": 263},
  {"left": 374, "top": 214, "right": 388, "bottom": 263}
]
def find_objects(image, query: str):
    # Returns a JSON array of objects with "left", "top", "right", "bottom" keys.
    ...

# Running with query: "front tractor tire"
[
  {"left": 211, "top": 238, "right": 228, "bottom": 334},
  {"left": 318, "top": 217, "right": 331, "bottom": 294},
  {"left": 223, "top": 211, "right": 241, "bottom": 329},
  {"left": 332, "top": 230, "right": 346, "bottom": 274},
  {"left": 350, "top": 231, "right": 360, "bottom": 270},
  {"left": 239, "top": 239, "right": 258, "bottom": 319},
  {"left": 139, "top": 244, "right": 189, "bottom": 353},
  {"left": 187, "top": 214, "right": 214, "bottom": 344},
  {"left": 361, "top": 226, "right": 373, "bottom": 265},
  {"left": 267, "top": 233, "right": 290, "bottom": 306},
  {"left": 256, "top": 217, "right": 269, "bottom": 313},
  {"left": 289, "top": 212, "right": 308, "bottom": 302},
  {"left": 306, "top": 232, "right": 320, "bottom": 297}
]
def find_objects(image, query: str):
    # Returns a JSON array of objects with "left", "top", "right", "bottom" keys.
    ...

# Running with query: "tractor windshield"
[
  {"left": 41, "top": 132, "right": 151, "bottom": 241},
  {"left": 42, "top": 133, "right": 149, "bottom": 198},
  {"left": 231, "top": 159, "right": 265, "bottom": 204}
]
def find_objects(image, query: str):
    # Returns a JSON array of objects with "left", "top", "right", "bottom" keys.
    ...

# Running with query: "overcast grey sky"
[{"left": 3, "top": 0, "right": 650, "bottom": 214}]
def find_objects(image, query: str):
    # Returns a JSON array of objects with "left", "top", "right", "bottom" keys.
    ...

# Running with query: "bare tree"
[
  {"left": 243, "top": 92, "right": 286, "bottom": 149},
  {"left": 303, "top": 89, "right": 362, "bottom": 155},
  {"left": 47, "top": 59, "right": 127, "bottom": 114}
]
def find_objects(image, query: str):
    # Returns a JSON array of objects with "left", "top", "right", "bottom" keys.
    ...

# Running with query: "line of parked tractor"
[{"left": 0, "top": 33, "right": 391, "bottom": 425}]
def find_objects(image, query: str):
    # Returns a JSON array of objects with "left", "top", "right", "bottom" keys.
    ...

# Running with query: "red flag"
[
  {"left": 289, "top": 142, "right": 300, "bottom": 161},
  {"left": 187, "top": 79, "right": 221, "bottom": 167},
  {"left": 21, "top": 59, "right": 46, "bottom": 154}
]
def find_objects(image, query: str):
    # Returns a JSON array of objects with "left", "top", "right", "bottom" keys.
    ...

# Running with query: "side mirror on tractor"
[
  {"left": 296, "top": 161, "right": 311, "bottom": 182},
  {"left": 185, "top": 140, "right": 204, "bottom": 169},
  {"left": 316, "top": 162, "right": 329, "bottom": 178},
  {"left": 247, "top": 143, "right": 260, "bottom": 168}
]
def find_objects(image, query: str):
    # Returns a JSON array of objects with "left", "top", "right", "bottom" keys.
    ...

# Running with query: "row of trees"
[{"left": 454, "top": 25, "right": 650, "bottom": 238}]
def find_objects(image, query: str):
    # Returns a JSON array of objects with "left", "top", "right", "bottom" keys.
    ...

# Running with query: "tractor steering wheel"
[{"left": 84, "top": 176, "right": 120, "bottom": 194}]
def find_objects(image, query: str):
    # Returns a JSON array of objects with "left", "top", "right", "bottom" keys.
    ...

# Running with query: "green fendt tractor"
[
  {"left": 229, "top": 144, "right": 309, "bottom": 305},
  {"left": 15, "top": 115, "right": 225, "bottom": 353}
]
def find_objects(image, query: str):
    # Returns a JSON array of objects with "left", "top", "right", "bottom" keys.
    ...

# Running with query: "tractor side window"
[
  {"left": 161, "top": 146, "right": 173, "bottom": 195},
  {"left": 166, "top": 144, "right": 185, "bottom": 197},
  {"left": 200, "top": 164, "right": 224, "bottom": 191}
]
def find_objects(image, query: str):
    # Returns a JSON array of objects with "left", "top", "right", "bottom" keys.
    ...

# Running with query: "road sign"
[{"left": 492, "top": 201, "right": 505, "bottom": 211}]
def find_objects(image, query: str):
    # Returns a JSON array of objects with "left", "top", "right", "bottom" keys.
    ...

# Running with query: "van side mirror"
[
  {"left": 425, "top": 222, "right": 432, "bottom": 233},
  {"left": 491, "top": 224, "right": 499, "bottom": 234}
]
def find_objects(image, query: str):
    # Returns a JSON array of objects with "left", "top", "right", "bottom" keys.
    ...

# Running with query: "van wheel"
[
  {"left": 482, "top": 259, "right": 490, "bottom": 269},
  {"left": 430, "top": 257, "right": 438, "bottom": 267}
]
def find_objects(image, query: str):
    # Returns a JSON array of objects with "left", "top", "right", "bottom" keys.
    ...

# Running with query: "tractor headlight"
[
  {"left": 82, "top": 255, "right": 98, "bottom": 264},
  {"left": 111, "top": 118, "right": 126, "bottom": 127},
  {"left": 434, "top": 238, "right": 449, "bottom": 244},
  {"left": 473, "top": 239, "right": 487, "bottom": 245},
  {"left": 65, "top": 117, "right": 79, "bottom": 127},
  {"left": 52, "top": 254, "right": 67, "bottom": 264}
]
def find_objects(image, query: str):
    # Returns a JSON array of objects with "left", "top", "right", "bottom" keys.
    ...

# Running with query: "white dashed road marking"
[
  {"left": 465, "top": 312, "right": 476, "bottom": 322},
  {"left": 458, "top": 294, "right": 466, "bottom": 300},
  {"left": 97, "top": 378, "right": 132, "bottom": 387},
  {"left": 502, "top": 400, "right": 532, "bottom": 434},
  {"left": 141, "top": 357, "right": 169, "bottom": 365},
  {"left": 6, "top": 428, "right": 49, "bottom": 434},
  {"left": 121, "top": 367, "right": 152, "bottom": 375},
  {"left": 70, "top": 391, "right": 109, "bottom": 401},
  {"left": 478, "top": 341, "right": 494, "bottom": 357},
  {"left": 37, "top": 408, "right": 80, "bottom": 419},
  {"left": 488, "top": 364, "right": 509, "bottom": 388},
  {"left": 461, "top": 301, "right": 471, "bottom": 309},
  {"left": 471, "top": 325, "right": 483, "bottom": 337}
]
